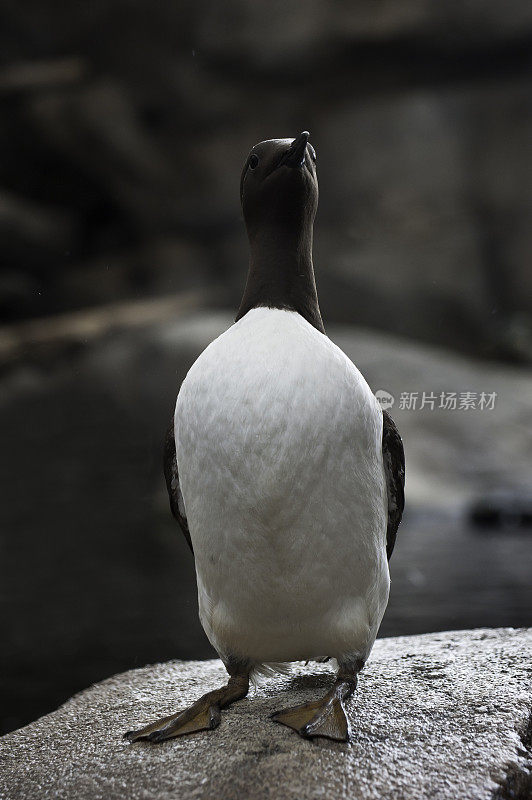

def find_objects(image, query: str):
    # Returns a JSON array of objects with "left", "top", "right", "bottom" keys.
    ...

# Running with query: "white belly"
[{"left": 175, "top": 308, "right": 389, "bottom": 666}]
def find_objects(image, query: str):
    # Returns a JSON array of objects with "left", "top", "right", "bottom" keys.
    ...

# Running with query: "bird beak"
[{"left": 280, "top": 131, "right": 310, "bottom": 168}]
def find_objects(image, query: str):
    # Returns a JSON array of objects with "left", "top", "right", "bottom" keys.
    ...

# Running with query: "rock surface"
[{"left": 1, "top": 628, "right": 530, "bottom": 800}]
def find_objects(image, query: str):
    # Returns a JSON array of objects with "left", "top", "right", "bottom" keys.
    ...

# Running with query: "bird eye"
[
  {"left": 249, "top": 154, "right": 259, "bottom": 170},
  {"left": 308, "top": 144, "right": 316, "bottom": 163}
]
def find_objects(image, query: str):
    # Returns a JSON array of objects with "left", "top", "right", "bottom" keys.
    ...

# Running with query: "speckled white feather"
[{"left": 174, "top": 308, "right": 389, "bottom": 668}]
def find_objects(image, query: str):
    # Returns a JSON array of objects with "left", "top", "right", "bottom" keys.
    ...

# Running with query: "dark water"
[{"left": 1, "top": 333, "right": 531, "bottom": 735}]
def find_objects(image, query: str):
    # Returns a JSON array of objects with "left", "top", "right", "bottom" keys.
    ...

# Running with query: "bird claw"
[{"left": 272, "top": 694, "right": 350, "bottom": 742}]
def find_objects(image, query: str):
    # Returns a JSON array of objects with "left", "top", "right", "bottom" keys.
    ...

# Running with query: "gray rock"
[{"left": 1, "top": 628, "right": 530, "bottom": 800}]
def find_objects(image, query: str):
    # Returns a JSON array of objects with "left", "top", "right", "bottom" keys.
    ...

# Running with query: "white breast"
[{"left": 175, "top": 308, "right": 389, "bottom": 667}]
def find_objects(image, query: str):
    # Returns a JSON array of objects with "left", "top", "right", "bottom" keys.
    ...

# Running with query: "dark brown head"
[
  {"left": 240, "top": 132, "right": 318, "bottom": 237},
  {"left": 236, "top": 132, "right": 324, "bottom": 333}
]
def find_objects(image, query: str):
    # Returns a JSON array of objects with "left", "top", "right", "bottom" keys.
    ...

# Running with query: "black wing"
[
  {"left": 164, "top": 422, "right": 193, "bottom": 554},
  {"left": 382, "top": 410, "right": 405, "bottom": 560}
]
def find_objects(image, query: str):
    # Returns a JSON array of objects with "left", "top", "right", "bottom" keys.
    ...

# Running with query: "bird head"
[{"left": 240, "top": 132, "right": 318, "bottom": 236}]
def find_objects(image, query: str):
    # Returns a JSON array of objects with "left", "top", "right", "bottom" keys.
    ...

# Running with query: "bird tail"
[{"left": 250, "top": 661, "right": 292, "bottom": 687}]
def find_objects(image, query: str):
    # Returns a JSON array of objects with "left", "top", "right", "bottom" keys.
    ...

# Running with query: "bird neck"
[{"left": 235, "top": 224, "right": 325, "bottom": 333}]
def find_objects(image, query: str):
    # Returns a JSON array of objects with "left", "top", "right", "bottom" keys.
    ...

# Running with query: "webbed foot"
[
  {"left": 272, "top": 667, "right": 360, "bottom": 742},
  {"left": 271, "top": 694, "right": 350, "bottom": 741},
  {"left": 124, "top": 701, "right": 221, "bottom": 742},
  {"left": 124, "top": 668, "right": 249, "bottom": 743}
]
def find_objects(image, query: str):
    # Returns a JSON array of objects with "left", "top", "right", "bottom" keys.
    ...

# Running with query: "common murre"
[{"left": 125, "top": 131, "right": 405, "bottom": 743}]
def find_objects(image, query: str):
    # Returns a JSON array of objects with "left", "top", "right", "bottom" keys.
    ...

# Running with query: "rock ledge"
[{"left": 1, "top": 628, "right": 530, "bottom": 800}]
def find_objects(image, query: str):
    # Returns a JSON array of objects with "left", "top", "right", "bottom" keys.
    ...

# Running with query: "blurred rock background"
[
  {"left": 1, "top": 0, "right": 532, "bottom": 359},
  {"left": 0, "top": 0, "right": 531, "bottom": 735}
]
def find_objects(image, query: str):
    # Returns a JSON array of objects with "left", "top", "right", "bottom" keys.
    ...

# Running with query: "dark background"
[{"left": 1, "top": 1, "right": 531, "bottom": 735}]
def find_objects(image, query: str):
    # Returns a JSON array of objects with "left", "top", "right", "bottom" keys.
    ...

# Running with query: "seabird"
[{"left": 125, "top": 131, "right": 405, "bottom": 743}]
